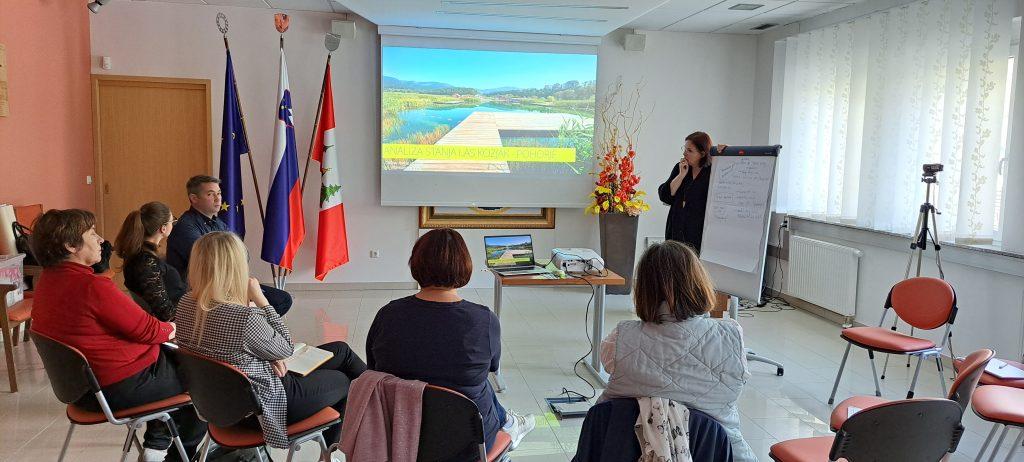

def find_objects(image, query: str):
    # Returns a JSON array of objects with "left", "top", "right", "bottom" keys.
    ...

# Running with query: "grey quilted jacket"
[{"left": 600, "top": 315, "right": 756, "bottom": 461}]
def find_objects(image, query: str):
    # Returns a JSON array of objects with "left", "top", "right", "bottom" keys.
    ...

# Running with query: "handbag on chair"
[{"left": 11, "top": 222, "right": 37, "bottom": 266}]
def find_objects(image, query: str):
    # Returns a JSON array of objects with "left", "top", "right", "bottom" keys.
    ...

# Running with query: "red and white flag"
[{"left": 311, "top": 63, "right": 349, "bottom": 280}]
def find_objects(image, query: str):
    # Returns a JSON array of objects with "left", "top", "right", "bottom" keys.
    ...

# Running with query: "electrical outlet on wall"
[{"left": 369, "top": 250, "right": 381, "bottom": 259}]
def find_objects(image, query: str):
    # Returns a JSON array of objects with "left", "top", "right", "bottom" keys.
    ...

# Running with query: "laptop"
[{"left": 484, "top": 234, "right": 551, "bottom": 276}]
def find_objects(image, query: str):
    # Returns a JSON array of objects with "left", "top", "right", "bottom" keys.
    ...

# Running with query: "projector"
[{"left": 551, "top": 248, "right": 604, "bottom": 274}]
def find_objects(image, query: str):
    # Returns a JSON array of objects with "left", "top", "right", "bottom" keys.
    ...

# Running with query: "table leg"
[
  {"left": 490, "top": 275, "right": 508, "bottom": 392},
  {"left": 582, "top": 284, "right": 610, "bottom": 386}
]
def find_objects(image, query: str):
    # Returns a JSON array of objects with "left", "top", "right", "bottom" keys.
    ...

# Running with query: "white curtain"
[{"left": 776, "top": 0, "right": 1014, "bottom": 241}]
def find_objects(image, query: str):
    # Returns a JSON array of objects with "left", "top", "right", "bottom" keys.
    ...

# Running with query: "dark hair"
[
  {"left": 409, "top": 228, "right": 473, "bottom": 289},
  {"left": 633, "top": 241, "right": 717, "bottom": 322},
  {"left": 30, "top": 209, "right": 97, "bottom": 268},
  {"left": 186, "top": 175, "right": 220, "bottom": 196},
  {"left": 114, "top": 201, "right": 171, "bottom": 261},
  {"left": 685, "top": 131, "right": 713, "bottom": 168}
]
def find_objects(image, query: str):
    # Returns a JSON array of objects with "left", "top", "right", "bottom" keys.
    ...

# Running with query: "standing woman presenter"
[{"left": 658, "top": 131, "right": 725, "bottom": 254}]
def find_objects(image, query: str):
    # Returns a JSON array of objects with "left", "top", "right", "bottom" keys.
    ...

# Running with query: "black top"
[
  {"left": 166, "top": 207, "right": 229, "bottom": 280},
  {"left": 366, "top": 296, "right": 503, "bottom": 447},
  {"left": 123, "top": 243, "right": 186, "bottom": 322},
  {"left": 658, "top": 164, "right": 711, "bottom": 253}
]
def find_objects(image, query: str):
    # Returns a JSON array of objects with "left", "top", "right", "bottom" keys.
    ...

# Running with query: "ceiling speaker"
[
  {"left": 331, "top": 20, "right": 356, "bottom": 40},
  {"left": 624, "top": 32, "right": 646, "bottom": 52}
]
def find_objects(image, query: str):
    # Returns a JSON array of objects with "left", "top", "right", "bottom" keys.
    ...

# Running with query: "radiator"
[{"left": 785, "top": 236, "right": 863, "bottom": 317}]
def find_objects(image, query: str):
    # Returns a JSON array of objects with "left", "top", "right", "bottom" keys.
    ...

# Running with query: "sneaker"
[
  {"left": 137, "top": 448, "right": 166, "bottom": 462},
  {"left": 501, "top": 409, "right": 536, "bottom": 450}
]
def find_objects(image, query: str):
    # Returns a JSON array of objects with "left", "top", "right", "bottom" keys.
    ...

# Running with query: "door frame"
[{"left": 91, "top": 74, "right": 212, "bottom": 234}]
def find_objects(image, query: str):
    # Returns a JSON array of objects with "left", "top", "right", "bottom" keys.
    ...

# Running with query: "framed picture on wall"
[{"left": 418, "top": 207, "right": 556, "bottom": 229}]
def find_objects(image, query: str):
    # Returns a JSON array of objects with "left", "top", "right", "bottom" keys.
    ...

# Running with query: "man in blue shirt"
[{"left": 167, "top": 175, "right": 291, "bottom": 316}]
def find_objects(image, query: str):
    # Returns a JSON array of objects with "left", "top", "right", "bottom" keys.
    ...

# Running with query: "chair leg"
[
  {"left": 908, "top": 355, "right": 925, "bottom": 399},
  {"left": 159, "top": 414, "right": 190, "bottom": 462},
  {"left": 1004, "top": 430, "right": 1024, "bottom": 462},
  {"left": 315, "top": 433, "right": 330, "bottom": 462},
  {"left": 22, "top": 320, "right": 30, "bottom": 343},
  {"left": 829, "top": 343, "right": 853, "bottom": 405},
  {"left": 935, "top": 354, "right": 948, "bottom": 397},
  {"left": 977, "top": 423, "right": 1001, "bottom": 461},
  {"left": 120, "top": 424, "right": 140, "bottom": 462},
  {"left": 286, "top": 443, "right": 297, "bottom": 462},
  {"left": 197, "top": 433, "right": 212, "bottom": 462},
  {"left": 988, "top": 426, "right": 1011, "bottom": 462},
  {"left": 11, "top": 326, "right": 18, "bottom": 347},
  {"left": 868, "top": 350, "right": 882, "bottom": 397},
  {"left": 255, "top": 446, "right": 268, "bottom": 462},
  {"left": 2, "top": 326, "right": 17, "bottom": 393},
  {"left": 58, "top": 423, "right": 76, "bottom": 462}
]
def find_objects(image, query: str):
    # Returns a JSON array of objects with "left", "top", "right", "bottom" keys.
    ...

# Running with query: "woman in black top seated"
[
  {"left": 366, "top": 228, "right": 536, "bottom": 452},
  {"left": 115, "top": 201, "right": 185, "bottom": 321}
]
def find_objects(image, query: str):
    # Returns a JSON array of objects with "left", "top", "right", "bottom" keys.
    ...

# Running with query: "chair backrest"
[
  {"left": 31, "top": 331, "right": 101, "bottom": 404},
  {"left": 417, "top": 385, "right": 486, "bottom": 462},
  {"left": 886, "top": 277, "right": 957, "bottom": 330},
  {"left": 173, "top": 348, "right": 262, "bottom": 427},
  {"left": 831, "top": 398, "right": 963, "bottom": 461},
  {"left": 948, "top": 349, "right": 994, "bottom": 410},
  {"left": 13, "top": 204, "right": 43, "bottom": 230}
]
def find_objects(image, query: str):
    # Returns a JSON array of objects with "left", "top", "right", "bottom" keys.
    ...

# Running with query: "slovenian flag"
[
  {"left": 261, "top": 48, "right": 305, "bottom": 270},
  {"left": 312, "top": 63, "right": 350, "bottom": 280},
  {"left": 218, "top": 50, "right": 248, "bottom": 238}
]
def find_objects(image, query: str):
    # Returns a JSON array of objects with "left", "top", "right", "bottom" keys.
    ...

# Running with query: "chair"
[
  {"left": 12, "top": 203, "right": 43, "bottom": 230},
  {"left": 970, "top": 385, "right": 1024, "bottom": 460},
  {"left": 828, "top": 277, "right": 957, "bottom": 405},
  {"left": 954, "top": 356, "right": 1024, "bottom": 389},
  {"left": 769, "top": 399, "right": 964, "bottom": 462},
  {"left": 418, "top": 385, "right": 512, "bottom": 462},
  {"left": 0, "top": 284, "right": 33, "bottom": 392},
  {"left": 571, "top": 398, "right": 733, "bottom": 462},
  {"left": 173, "top": 349, "right": 339, "bottom": 462},
  {"left": 31, "top": 331, "right": 191, "bottom": 462},
  {"left": 829, "top": 348, "right": 993, "bottom": 431}
]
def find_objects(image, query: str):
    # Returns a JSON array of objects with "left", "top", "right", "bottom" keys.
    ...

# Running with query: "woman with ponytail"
[{"left": 115, "top": 201, "right": 185, "bottom": 321}]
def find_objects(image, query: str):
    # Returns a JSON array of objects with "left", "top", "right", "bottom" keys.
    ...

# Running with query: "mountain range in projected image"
[{"left": 380, "top": 46, "right": 598, "bottom": 176}]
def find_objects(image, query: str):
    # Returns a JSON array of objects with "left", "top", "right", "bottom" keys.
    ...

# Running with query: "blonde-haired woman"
[
  {"left": 599, "top": 241, "right": 755, "bottom": 461},
  {"left": 175, "top": 232, "right": 366, "bottom": 451}
]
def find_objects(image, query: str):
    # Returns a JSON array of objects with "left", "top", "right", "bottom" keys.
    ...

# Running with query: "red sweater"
[{"left": 32, "top": 262, "right": 174, "bottom": 387}]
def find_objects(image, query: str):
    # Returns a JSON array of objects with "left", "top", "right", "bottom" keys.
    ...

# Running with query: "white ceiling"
[
  {"left": 116, "top": 0, "right": 857, "bottom": 35},
  {"left": 628, "top": 0, "right": 857, "bottom": 34}
]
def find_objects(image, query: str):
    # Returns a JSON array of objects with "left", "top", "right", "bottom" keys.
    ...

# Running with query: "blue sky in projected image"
[{"left": 382, "top": 47, "right": 597, "bottom": 90}]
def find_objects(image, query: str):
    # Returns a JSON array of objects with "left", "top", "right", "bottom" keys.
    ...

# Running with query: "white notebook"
[
  {"left": 284, "top": 343, "right": 334, "bottom": 377},
  {"left": 985, "top": 358, "right": 1024, "bottom": 379}
]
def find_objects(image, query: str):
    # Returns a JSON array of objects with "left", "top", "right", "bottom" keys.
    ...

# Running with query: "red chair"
[
  {"left": 829, "top": 348, "right": 993, "bottom": 431},
  {"left": 32, "top": 331, "right": 192, "bottom": 462},
  {"left": 769, "top": 399, "right": 964, "bottom": 462},
  {"left": 418, "top": 384, "right": 512, "bottom": 462},
  {"left": 173, "top": 349, "right": 339, "bottom": 462},
  {"left": 0, "top": 284, "right": 32, "bottom": 392},
  {"left": 971, "top": 385, "right": 1024, "bottom": 460},
  {"left": 828, "top": 277, "right": 957, "bottom": 405},
  {"left": 954, "top": 356, "right": 1024, "bottom": 389}
]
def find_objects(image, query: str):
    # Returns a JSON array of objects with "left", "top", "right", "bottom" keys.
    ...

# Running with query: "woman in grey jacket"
[{"left": 600, "top": 241, "right": 756, "bottom": 461}]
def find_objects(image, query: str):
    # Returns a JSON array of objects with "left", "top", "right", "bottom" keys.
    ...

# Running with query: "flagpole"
[
  {"left": 224, "top": 34, "right": 279, "bottom": 281},
  {"left": 301, "top": 54, "right": 332, "bottom": 195},
  {"left": 277, "top": 30, "right": 289, "bottom": 288}
]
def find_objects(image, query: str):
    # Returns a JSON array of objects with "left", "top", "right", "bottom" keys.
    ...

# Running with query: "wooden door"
[{"left": 92, "top": 75, "right": 211, "bottom": 236}]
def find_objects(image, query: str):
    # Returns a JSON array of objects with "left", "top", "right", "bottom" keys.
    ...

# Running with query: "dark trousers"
[
  {"left": 76, "top": 352, "right": 205, "bottom": 461},
  {"left": 261, "top": 284, "right": 292, "bottom": 316},
  {"left": 280, "top": 341, "right": 366, "bottom": 445}
]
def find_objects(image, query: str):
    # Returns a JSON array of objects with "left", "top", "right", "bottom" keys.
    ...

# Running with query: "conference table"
[{"left": 489, "top": 269, "right": 626, "bottom": 391}]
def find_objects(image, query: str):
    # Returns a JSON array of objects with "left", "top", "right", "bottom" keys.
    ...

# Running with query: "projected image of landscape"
[{"left": 381, "top": 46, "right": 597, "bottom": 175}]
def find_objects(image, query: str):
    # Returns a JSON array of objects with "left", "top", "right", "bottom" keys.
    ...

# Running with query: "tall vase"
[{"left": 599, "top": 213, "right": 639, "bottom": 295}]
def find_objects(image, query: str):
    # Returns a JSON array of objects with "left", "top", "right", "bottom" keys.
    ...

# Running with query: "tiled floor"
[{"left": 2, "top": 287, "right": 1021, "bottom": 461}]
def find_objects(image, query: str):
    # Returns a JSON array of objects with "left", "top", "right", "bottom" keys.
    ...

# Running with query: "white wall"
[{"left": 90, "top": 2, "right": 756, "bottom": 287}]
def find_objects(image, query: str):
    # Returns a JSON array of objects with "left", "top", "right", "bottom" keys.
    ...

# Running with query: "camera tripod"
[{"left": 879, "top": 171, "right": 956, "bottom": 395}]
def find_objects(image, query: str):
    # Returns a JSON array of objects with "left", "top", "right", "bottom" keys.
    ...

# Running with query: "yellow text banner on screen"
[{"left": 383, "top": 144, "right": 576, "bottom": 163}]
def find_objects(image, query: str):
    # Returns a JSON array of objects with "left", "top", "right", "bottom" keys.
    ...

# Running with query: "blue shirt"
[
  {"left": 366, "top": 296, "right": 503, "bottom": 446},
  {"left": 166, "top": 207, "right": 229, "bottom": 280}
]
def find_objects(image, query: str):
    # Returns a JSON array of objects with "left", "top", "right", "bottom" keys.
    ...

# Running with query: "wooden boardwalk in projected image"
[{"left": 403, "top": 111, "right": 589, "bottom": 173}]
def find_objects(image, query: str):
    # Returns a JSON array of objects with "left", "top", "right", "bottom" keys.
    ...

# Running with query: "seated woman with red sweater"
[{"left": 30, "top": 209, "right": 206, "bottom": 462}]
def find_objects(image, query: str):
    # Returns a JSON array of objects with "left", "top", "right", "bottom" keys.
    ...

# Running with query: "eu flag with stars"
[{"left": 218, "top": 50, "right": 249, "bottom": 238}]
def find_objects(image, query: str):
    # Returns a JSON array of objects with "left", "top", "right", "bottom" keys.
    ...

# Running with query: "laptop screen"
[{"left": 484, "top": 235, "right": 536, "bottom": 268}]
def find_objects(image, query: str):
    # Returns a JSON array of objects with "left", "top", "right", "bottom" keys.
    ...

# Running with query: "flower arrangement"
[{"left": 587, "top": 80, "right": 652, "bottom": 216}]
